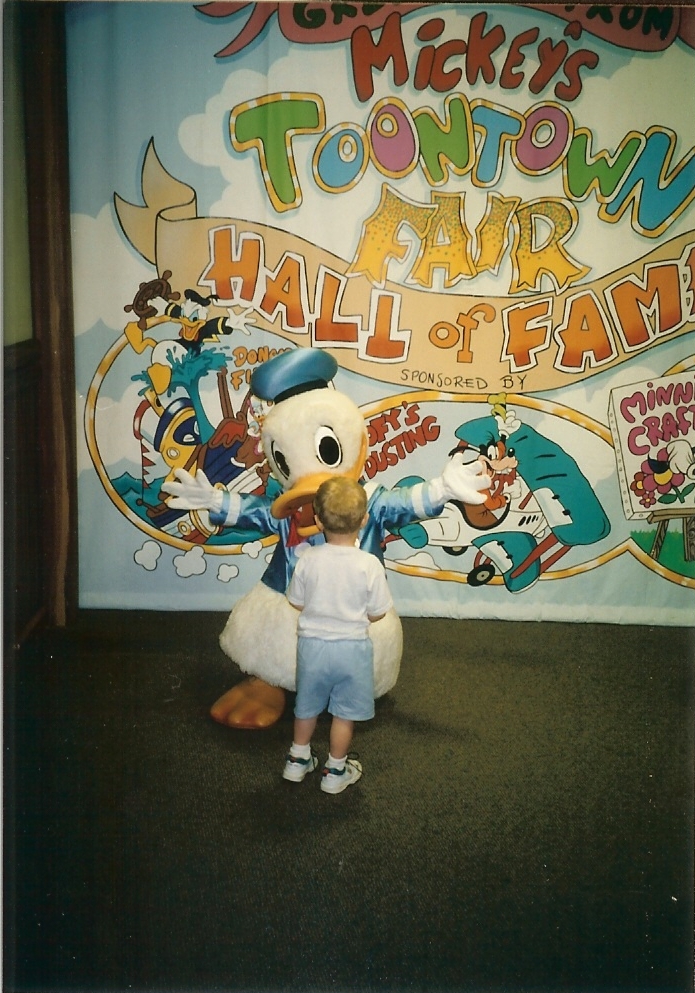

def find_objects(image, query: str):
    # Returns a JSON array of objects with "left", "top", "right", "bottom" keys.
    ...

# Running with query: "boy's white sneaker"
[
  {"left": 282, "top": 752, "right": 318, "bottom": 782},
  {"left": 321, "top": 757, "right": 362, "bottom": 794}
]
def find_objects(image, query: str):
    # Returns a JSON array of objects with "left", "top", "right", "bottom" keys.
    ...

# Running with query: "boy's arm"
[
  {"left": 286, "top": 564, "right": 305, "bottom": 612},
  {"left": 367, "top": 563, "right": 393, "bottom": 624}
]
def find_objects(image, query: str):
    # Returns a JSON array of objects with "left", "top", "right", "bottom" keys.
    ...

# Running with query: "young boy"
[{"left": 282, "top": 476, "right": 393, "bottom": 794}]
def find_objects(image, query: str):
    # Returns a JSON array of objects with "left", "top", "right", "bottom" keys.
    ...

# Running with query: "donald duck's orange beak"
[
  {"left": 270, "top": 434, "right": 368, "bottom": 536},
  {"left": 178, "top": 318, "right": 206, "bottom": 342}
]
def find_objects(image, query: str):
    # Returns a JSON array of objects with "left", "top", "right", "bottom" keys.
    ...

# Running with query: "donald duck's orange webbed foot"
[{"left": 210, "top": 678, "right": 286, "bottom": 729}]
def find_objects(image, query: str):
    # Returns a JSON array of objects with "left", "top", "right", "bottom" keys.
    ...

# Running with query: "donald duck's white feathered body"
[
  {"left": 163, "top": 349, "right": 489, "bottom": 728},
  {"left": 218, "top": 580, "right": 402, "bottom": 698},
  {"left": 216, "top": 383, "right": 403, "bottom": 699}
]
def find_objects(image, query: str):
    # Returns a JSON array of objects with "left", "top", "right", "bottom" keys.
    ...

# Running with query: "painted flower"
[
  {"left": 630, "top": 471, "right": 658, "bottom": 508},
  {"left": 631, "top": 446, "right": 686, "bottom": 507}
]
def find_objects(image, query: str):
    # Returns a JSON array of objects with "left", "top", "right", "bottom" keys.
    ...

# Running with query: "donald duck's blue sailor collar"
[{"left": 251, "top": 348, "right": 339, "bottom": 405}]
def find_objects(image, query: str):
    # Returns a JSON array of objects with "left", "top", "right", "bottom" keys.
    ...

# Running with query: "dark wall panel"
[{"left": 3, "top": 340, "right": 45, "bottom": 649}]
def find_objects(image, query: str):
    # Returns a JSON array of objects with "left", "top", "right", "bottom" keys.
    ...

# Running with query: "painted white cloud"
[
  {"left": 178, "top": 66, "right": 282, "bottom": 227},
  {"left": 217, "top": 562, "right": 239, "bottom": 583},
  {"left": 551, "top": 42, "right": 695, "bottom": 270},
  {"left": 178, "top": 49, "right": 420, "bottom": 258},
  {"left": 242, "top": 539, "right": 263, "bottom": 559},
  {"left": 173, "top": 545, "right": 207, "bottom": 578},
  {"left": 76, "top": 390, "right": 93, "bottom": 476},
  {"left": 77, "top": 381, "right": 146, "bottom": 474},
  {"left": 586, "top": 43, "right": 695, "bottom": 147},
  {"left": 72, "top": 203, "right": 154, "bottom": 335},
  {"left": 134, "top": 540, "right": 161, "bottom": 571},
  {"left": 559, "top": 361, "right": 662, "bottom": 423},
  {"left": 179, "top": 50, "right": 327, "bottom": 176},
  {"left": 391, "top": 551, "right": 440, "bottom": 571}
]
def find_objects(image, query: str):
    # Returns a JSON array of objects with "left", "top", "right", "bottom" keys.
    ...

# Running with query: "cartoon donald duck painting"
[{"left": 162, "top": 348, "right": 491, "bottom": 729}]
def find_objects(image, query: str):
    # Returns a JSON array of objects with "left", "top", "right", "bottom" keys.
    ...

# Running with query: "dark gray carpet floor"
[{"left": 3, "top": 612, "right": 694, "bottom": 993}]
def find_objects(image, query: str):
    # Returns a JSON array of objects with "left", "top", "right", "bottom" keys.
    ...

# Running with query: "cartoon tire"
[{"left": 467, "top": 563, "right": 496, "bottom": 586}]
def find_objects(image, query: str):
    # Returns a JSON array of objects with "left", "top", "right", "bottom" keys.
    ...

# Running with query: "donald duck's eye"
[
  {"left": 315, "top": 426, "right": 342, "bottom": 467},
  {"left": 270, "top": 443, "right": 290, "bottom": 479}
]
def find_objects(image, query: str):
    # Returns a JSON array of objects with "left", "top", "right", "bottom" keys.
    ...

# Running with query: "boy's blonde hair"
[{"left": 314, "top": 476, "right": 367, "bottom": 534}]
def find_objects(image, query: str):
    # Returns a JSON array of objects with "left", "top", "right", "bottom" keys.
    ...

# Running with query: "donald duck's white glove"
[
  {"left": 161, "top": 468, "right": 225, "bottom": 514},
  {"left": 427, "top": 452, "right": 491, "bottom": 506}
]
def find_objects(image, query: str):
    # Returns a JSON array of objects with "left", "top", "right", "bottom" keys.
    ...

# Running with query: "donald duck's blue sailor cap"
[{"left": 251, "top": 348, "right": 338, "bottom": 404}]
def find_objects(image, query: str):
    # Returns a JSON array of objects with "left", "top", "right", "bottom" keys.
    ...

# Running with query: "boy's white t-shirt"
[{"left": 287, "top": 543, "right": 393, "bottom": 640}]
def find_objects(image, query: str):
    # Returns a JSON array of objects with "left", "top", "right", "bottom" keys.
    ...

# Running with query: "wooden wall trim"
[{"left": 20, "top": 2, "right": 78, "bottom": 627}]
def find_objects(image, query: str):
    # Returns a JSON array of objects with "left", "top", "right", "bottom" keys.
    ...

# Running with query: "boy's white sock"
[
  {"left": 327, "top": 753, "right": 346, "bottom": 771},
  {"left": 290, "top": 742, "right": 312, "bottom": 760}
]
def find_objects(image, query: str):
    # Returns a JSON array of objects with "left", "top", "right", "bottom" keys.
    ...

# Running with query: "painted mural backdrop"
[{"left": 67, "top": 2, "right": 695, "bottom": 624}]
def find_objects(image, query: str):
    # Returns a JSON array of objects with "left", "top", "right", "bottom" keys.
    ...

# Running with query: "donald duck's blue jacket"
[{"left": 210, "top": 481, "right": 445, "bottom": 595}]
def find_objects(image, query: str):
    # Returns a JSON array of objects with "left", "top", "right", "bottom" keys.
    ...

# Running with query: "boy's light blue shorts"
[{"left": 295, "top": 636, "right": 375, "bottom": 722}]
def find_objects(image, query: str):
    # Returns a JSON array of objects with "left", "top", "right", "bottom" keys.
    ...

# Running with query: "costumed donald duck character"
[{"left": 162, "top": 349, "right": 490, "bottom": 729}]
